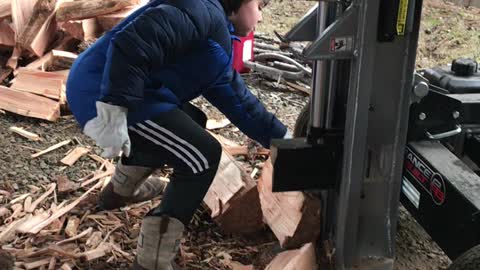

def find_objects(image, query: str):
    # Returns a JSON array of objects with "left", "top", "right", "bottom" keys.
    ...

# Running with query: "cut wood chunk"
[
  {"left": 0, "top": 0, "right": 11, "bottom": 19},
  {"left": 56, "top": 0, "right": 138, "bottom": 22},
  {"left": 11, "top": 68, "right": 66, "bottom": 100},
  {"left": 203, "top": 149, "right": 263, "bottom": 233},
  {"left": 31, "top": 140, "right": 71, "bottom": 158},
  {"left": 64, "top": 216, "right": 80, "bottom": 237},
  {"left": 9, "top": 126, "right": 41, "bottom": 141},
  {"left": 0, "top": 20, "right": 15, "bottom": 47},
  {"left": 0, "top": 86, "right": 60, "bottom": 121},
  {"left": 258, "top": 158, "right": 321, "bottom": 248},
  {"left": 265, "top": 243, "right": 317, "bottom": 270},
  {"left": 61, "top": 147, "right": 90, "bottom": 166}
]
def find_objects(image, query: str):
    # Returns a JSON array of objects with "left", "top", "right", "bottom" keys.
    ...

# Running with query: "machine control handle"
[{"left": 426, "top": 125, "right": 462, "bottom": 140}]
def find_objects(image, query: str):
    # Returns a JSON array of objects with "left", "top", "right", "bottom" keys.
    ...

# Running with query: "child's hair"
[{"left": 221, "top": 0, "right": 269, "bottom": 15}]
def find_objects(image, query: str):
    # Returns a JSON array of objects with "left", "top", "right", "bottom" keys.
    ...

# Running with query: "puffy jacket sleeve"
[
  {"left": 99, "top": 3, "right": 207, "bottom": 109},
  {"left": 203, "top": 68, "right": 287, "bottom": 148}
]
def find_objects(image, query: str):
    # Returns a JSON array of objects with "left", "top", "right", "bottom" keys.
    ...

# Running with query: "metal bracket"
[
  {"left": 283, "top": 4, "right": 319, "bottom": 42},
  {"left": 303, "top": 5, "right": 358, "bottom": 60}
]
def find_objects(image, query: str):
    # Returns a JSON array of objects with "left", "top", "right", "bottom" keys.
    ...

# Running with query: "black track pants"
[{"left": 122, "top": 103, "right": 222, "bottom": 224}]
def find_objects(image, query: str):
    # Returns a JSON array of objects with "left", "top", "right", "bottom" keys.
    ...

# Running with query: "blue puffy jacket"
[{"left": 66, "top": 0, "right": 286, "bottom": 147}]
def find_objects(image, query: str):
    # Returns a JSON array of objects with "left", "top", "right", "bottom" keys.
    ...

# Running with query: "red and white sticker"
[{"left": 330, "top": 36, "right": 353, "bottom": 53}]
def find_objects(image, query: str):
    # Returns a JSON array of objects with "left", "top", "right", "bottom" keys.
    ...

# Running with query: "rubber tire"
[
  {"left": 293, "top": 100, "right": 311, "bottom": 137},
  {"left": 448, "top": 245, "right": 480, "bottom": 270}
]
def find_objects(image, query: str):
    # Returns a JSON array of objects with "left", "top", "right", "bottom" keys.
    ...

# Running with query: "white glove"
[
  {"left": 283, "top": 130, "right": 293, "bottom": 139},
  {"left": 83, "top": 101, "right": 131, "bottom": 158}
]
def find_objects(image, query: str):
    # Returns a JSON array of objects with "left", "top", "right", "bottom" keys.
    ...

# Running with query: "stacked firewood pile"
[{"left": 0, "top": 0, "right": 148, "bottom": 121}]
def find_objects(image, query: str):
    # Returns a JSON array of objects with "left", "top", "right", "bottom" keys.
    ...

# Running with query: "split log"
[
  {"left": 203, "top": 149, "right": 263, "bottom": 233},
  {"left": 58, "top": 20, "right": 84, "bottom": 40},
  {"left": 17, "top": 0, "right": 56, "bottom": 49},
  {"left": 258, "top": 158, "right": 322, "bottom": 248},
  {"left": 10, "top": 68, "right": 65, "bottom": 99},
  {"left": 9, "top": 126, "right": 41, "bottom": 141},
  {"left": 11, "top": 0, "right": 36, "bottom": 41},
  {"left": 49, "top": 50, "right": 77, "bottom": 70},
  {"left": 28, "top": 13, "right": 58, "bottom": 57},
  {"left": 0, "top": 86, "right": 60, "bottom": 121},
  {"left": 0, "top": 0, "right": 11, "bottom": 19},
  {"left": 31, "top": 140, "right": 71, "bottom": 158},
  {"left": 0, "top": 20, "right": 15, "bottom": 47},
  {"left": 56, "top": 0, "right": 138, "bottom": 22},
  {"left": 96, "top": 6, "right": 137, "bottom": 31},
  {"left": 61, "top": 147, "right": 90, "bottom": 166},
  {"left": 265, "top": 242, "right": 317, "bottom": 270},
  {"left": 82, "top": 18, "right": 100, "bottom": 41}
]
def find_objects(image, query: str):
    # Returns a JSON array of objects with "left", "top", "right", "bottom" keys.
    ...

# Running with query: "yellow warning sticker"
[{"left": 397, "top": 0, "right": 409, "bottom": 35}]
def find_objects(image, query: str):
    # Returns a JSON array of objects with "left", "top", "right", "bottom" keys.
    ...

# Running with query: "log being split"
[
  {"left": 258, "top": 158, "right": 322, "bottom": 248},
  {"left": 203, "top": 149, "right": 263, "bottom": 233}
]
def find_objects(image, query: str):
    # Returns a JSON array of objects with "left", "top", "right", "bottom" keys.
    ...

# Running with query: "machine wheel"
[
  {"left": 294, "top": 100, "right": 311, "bottom": 137},
  {"left": 448, "top": 245, "right": 480, "bottom": 270}
]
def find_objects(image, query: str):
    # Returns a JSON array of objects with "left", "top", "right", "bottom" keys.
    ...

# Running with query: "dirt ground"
[{"left": 1, "top": 0, "right": 479, "bottom": 269}]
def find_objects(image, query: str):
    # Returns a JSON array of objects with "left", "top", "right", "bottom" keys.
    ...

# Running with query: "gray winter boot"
[
  {"left": 132, "top": 215, "right": 185, "bottom": 270},
  {"left": 98, "top": 160, "right": 167, "bottom": 210}
]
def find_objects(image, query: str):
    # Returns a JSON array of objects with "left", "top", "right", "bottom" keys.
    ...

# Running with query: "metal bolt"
[
  {"left": 419, "top": 112, "right": 427, "bottom": 120},
  {"left": 413, "top": 81, "right": 429, "bottom": 98},
  {"left": 452, "top": 111, "right": 460, "bottom": 119}
]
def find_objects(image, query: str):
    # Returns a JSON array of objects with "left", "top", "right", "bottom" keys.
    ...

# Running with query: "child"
[{"left": 66, "top": 0, "right": 289, "bottom": 269}]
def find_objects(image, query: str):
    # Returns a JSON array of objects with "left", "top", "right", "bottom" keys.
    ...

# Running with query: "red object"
[{"left": 232, "top": 31, "right": 254, "bottom": 73}]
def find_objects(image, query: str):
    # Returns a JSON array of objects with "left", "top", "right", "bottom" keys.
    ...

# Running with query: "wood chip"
[
  {"left": 206, "top": 118, "right": 231, "bottom": 130},
  {"left": 26, "top": 183, "right": 56, "bottom": 213},
  {"left": 23, "top": 257, "right": 51, "bottom": 269},
  {"left": 65, "top": 216, "right": 80, "bottom": 237},
  {"left": 60, "top": 146, "right": 90, "bottom": 166},
  {"left": 9, "top": 126, "right": 41, "bottom": 141},
  {"left": 27, "top": 181, "right": 102, "bottom": 234},
  {"left": 31, "top": 140, "right": 71, "bottom": 158}
]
